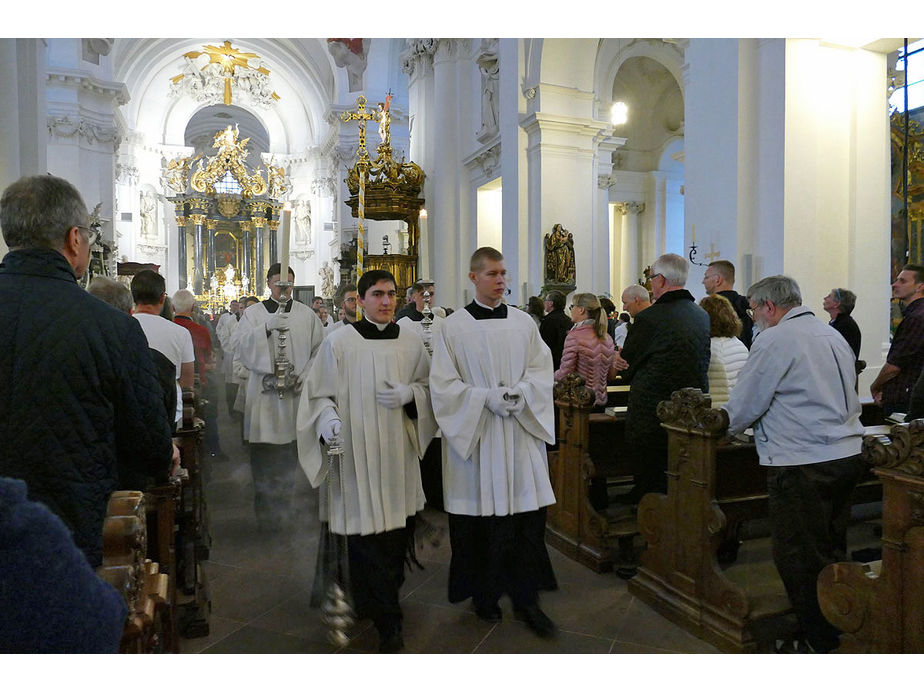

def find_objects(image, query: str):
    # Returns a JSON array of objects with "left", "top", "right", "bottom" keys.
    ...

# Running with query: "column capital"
[
  {"left": 175, "top": 215, "right": 187, "bottom": 226},
  {"left": 266, "top": 219, "right": 279, "bottom": 231},
  {"left": 401, "top": 38, "right": 437, "bottom": 79},
  {"left": 205, "top": 218, "right": 219, "bottom": 231},
  {"left": 627, "top": 202, "right": 646, "bottom": 215},
  {"left": 239, "top": 220, "right": 253, "bottom": 233},
  {"left": 189, "top": 213, "right": 206, "bottom": 226},
  {"left": 613, "top": 203, "right": 628, "bottom": 215}
]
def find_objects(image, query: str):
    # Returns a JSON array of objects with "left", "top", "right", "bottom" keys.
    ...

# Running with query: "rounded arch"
[
  {"left": 594, "top": 39, "right": 685, "bottom": 115},
  {"left": 111, "top": 38, "right": 334, "bottom": 154}
]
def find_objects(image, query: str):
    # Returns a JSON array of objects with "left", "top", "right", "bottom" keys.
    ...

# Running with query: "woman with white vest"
[{"left": 699, "top": 293, "right": 749, "bottom": 408}]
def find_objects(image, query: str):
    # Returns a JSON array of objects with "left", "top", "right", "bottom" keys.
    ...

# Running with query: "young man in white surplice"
[
  {"left": 429, "top": 246, "right": 559, "bottom": 639},
  {"left": 295, "top": 269, "right": 436, "bottom": 654}
]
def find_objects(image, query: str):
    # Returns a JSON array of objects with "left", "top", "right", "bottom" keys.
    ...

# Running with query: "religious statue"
[
  {"left": 163, "top": 154, "right": 193, "bottom": 194},
  {"left": 544, "top": 223, "right": 576, "bottom": 286},
  {"left": 295, "top": 199, "right": 312, "bottom": 245},
  {"left": 140, "top": 190, "right": 157, "bottom": 239},
  {"left": 376, "top": 93, "right": 393, "bottom": 149},
  {"left": 267, "top": 162, "right": 288, "bottom": 199},
  {"left": 319, "top": 260, "right": 336, "bottom": 299},
  {"left": 476, "top": 43, "right": 500, "bottom": 139}
]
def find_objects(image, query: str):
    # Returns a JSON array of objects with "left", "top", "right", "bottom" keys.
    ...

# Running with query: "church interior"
[{"left": 2, "top": 14, "right": 922, "bottom": 680}]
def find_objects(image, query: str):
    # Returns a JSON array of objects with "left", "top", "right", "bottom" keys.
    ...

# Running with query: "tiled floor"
[{"left": 179, "top": 391, "right": 882, "bottom": 656}]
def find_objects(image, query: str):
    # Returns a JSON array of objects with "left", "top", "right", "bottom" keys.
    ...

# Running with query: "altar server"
[
  {"left": 296, "top": 269, "right": 436, "bottom": 653},
  {"left": 236, "top": 264, "right": 325, "bottom": 531},
  {"left": 429, "top": 246, "right": 559, "bottom": 638}
]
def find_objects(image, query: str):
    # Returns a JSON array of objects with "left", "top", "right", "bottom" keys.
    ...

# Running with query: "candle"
[
  {"left": 280, "top": 205, "right": 291, "bottom": 283},
  {"left": 691, "top": 224, "right": 696, "bottom": 244}
]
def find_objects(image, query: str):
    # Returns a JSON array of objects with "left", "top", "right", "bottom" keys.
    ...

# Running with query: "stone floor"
[{"left": 179, "top": 387, "right": 882, "bottom": 656}]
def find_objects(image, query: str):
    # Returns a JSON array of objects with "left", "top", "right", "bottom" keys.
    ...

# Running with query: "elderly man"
[
  {"left": 0, "top": 174, "right": 174, "bottom": 567},
  {"left": 539, "top": 290, "right": 571, "bottom": 371},
  {"left": 720, "top": 275, "right": 865, "bottom": 653},
  {"left": 870, "top": 264, "right": 924, "bottom": 415},
  {"left": 620, "top": 284, "right": 651, "bottom": 320},
  {"left": 822, "top": 288, "right": 861, "bottom": 360},
  {"left": 237, "top": 263, "right": 325, "bottom": 531},
  {"left": 615, "top": 253, "right": 710, "bottom": 503},
  {"left": 87, "top": 276, "right": 133, "bottom": 314},
  {"left": 702, "top": 260, "right": 754, "bottom": 348}
]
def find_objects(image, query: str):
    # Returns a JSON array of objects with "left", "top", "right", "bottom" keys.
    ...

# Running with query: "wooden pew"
[
  {"left": 818, "top": 419, "right": 924, "bottom": 652},
  {"left": 96, "top": 491, "right": 172, "bottom": 653},
  {"left": 626, "top": 388, "right": 881, "bottom": 653},
  {"left": 546, "top": 374, "right": 637, "bottom": 573}
]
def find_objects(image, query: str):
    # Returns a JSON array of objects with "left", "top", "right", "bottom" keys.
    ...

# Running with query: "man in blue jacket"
[
  {"left": 0, "top": 174, "right": 175, "bottom": 568},
  {"left": 721, "top": 275, "right": 865, "bottom": 653}
]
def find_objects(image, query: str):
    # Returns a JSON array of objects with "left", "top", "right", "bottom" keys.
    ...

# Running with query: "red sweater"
[{"left": 554, "top": 323, "right": 618, "bottom": 405}]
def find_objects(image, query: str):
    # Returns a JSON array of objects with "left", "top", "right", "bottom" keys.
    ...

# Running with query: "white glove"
[
  {"left": 376, "top": 380, "right": 414, "bottom": 409},
  {"left": 505, "top": 385, "right": 526, "bottom": 415},
  {"left": 320, "top": 418, "right": 342, "bottom": 444},
  {"left": 267, "top": 311, "right": 290, "bottom": 332},
  {"left": 485, "top": 388, "right": 514, "bottom": 417}
]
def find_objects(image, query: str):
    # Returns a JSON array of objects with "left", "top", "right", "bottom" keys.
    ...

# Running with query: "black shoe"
[
  {"left": 379, "top": 625, "right": 404, "bottom": 653},
  {"left": 473, "top": 600, "right": 502, "bottom": 623},
  {"left": 514, "top": 604, "right": 557, "bottom": 638},
  {"left": 774, "top": 638, "right": 818, "bottom": 654}
]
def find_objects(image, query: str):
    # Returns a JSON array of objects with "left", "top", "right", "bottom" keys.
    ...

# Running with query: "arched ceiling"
[{"left": 110, "top": 38, "right": 336, "bottom": 152}]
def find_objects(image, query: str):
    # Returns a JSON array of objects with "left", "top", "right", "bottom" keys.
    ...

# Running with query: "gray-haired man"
[{"left": 720, "top": 274, "right": 865, "bottom": 653}]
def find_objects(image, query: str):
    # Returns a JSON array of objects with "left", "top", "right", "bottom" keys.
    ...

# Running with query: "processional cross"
[{"left": 340, "top": 95, "right": 382, "bottom": 318}]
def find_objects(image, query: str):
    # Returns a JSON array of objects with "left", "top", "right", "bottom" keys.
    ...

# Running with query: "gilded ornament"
[{"left": 216, "top": 194, "right": 241, "bottom": 218}]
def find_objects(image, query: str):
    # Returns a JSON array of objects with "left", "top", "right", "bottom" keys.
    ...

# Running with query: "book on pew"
[
  {"left": 604, "top": 406, "right": 628, "bottom": 417},
  {"left": 885, "top": 412, "right": 906, "bottom": 424}
]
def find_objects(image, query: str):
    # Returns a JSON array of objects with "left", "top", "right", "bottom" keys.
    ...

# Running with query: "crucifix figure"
[{"left": 340, "top": 95, "right": 377, "bottom": 166}]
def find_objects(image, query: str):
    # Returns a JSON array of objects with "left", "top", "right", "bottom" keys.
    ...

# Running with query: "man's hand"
[
  {"left": 170, "top": 442, "right": 182, "bottom": 477},
  {"left": 614, "top": 350, "right": 629, "bottom": 371},
  {"left": 486, "top": 388, "right": 519, "bottom": 417},
  {"left": 505, "top": 385, "right": 526, "bottom": 415},
  {"left": 871, "top": 386, "right": 883, "bottom": 405},
  {"left": 321, "top": 418, "right": 342, "bottom": 444},
  {"left": 376, "top": 381, "right": 413, "bottom": 409},
  {"left": 267, "top": 312, "right": 289, "bottom": 332}
]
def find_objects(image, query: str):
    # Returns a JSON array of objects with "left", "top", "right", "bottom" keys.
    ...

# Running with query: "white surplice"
[
  {"left": 296, "top": 323, "right": 437, "bottom": 536},
  {"left": 429, "top": 306, "right": 556, "bottom": 516},
  {"left": 236, "top": 300, "right": 325, "bottom": 444}
]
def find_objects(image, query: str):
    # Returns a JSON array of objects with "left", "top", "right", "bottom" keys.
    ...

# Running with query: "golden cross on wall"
[
  {"left": 340, "top": 95, "right": 378, "bottom": 166},
  {"left": 704, "top": 243, "right": 721, "bottom": 261}
]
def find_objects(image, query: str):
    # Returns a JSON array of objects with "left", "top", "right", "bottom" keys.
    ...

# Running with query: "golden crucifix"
[
  {"left": 704, "top": 243, "right": 721, "bottom": 262},
  {"left": 340, "top": 95, "right": 381, "bottom": 317}
]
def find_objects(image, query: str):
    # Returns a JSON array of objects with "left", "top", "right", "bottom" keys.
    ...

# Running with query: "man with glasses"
[
  {"left": 328, "top": 283, "right": 358, "bottom": 333},
  {"left": 702, "top": 260, "right": 753, "bottom": 349},
  {"left": 614, "top": 253, "right": 710, "bottom": 505},
  {"left": 870, "top": 264, "right": 924, "bottom": 415},
  {"left": 0, "top": 174, "right": 176, "bottom": 568},
  {"left": 720, "top": 275, "right": 865, "bottom": 653}
]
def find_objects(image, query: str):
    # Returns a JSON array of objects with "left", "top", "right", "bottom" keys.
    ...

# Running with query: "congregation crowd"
[{"left": 3, "top": 173, "right": 921, "bottom": 655}]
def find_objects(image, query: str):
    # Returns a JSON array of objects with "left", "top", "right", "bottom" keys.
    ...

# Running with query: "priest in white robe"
[
  {"left": 429, "top": 246, "right": 559, "bottom": 639},
  {"left": 296, "top": 269, "right": 436, "bottom": 653},
  {"left": 236, "top": 264, "right": 325, "bottom": 531}
]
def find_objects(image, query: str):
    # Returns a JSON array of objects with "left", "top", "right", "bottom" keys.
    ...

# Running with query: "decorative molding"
[
  {"left": 116, "top": 164, "right": 139, "bottom": 186},
  {"left": 598, "top": 174, "right": 618, "bottom": 189},
  {"left": 46, "top": 69, "right": 129, "bottom": 105},
  {"left": 401, "top": 38, "right": 437, "bottom": 77},
  {"left": 464, "top": 142, "right": 501, "bottom": 180},
  {"left": 47, "top": 115, "right": 121, "bottom": 149},
  {"left": 137, "top": 243, "right": 167, "bottom": 256},
  {"left": 627, "top": 202, "right": 646, "bottom": 215},
  {"left": 311, "top": 176, "right": 337, "bottom": 197},
  {"left": 522, "top": 84, "right": 537, "bottom": 100},
  {"left": 292, "top": 248, "right": 315, "bottom": 261},
  {"left": 168, "top": 42, "right": 280, "bottom": 110}
]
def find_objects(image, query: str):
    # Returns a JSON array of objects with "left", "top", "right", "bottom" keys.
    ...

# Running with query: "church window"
[{"left": 215, "top": 170, "right": 242, "bottom": 195}]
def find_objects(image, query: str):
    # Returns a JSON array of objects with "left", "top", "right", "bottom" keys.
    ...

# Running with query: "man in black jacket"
[
  {"left": 616, "top": 253, "right": 711, "bottom": 503},
  {"left": 703, "top": 259, "right": 754, "bottom": 348},
  {"left": 0, "top": 174, "right": 176, "bottom": 567},
  {"left": 539, "top": 290, "right": 571, "bottom": 370}
]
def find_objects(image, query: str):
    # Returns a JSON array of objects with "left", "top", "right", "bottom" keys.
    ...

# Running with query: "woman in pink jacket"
[{"left": 554, "top": 293, "right": 618, "bottom": 407}]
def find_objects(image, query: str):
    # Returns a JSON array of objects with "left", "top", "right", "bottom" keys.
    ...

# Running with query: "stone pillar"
[
  {"left": 205, "top": 218, "right": 217, "bottom": 282},
  {"left": 175, "top": 214, "right": 188, "bottom": 290},
  {"left": 624, "top": 202, "right": 645, "bottom": 290},
  {"left": 189, "top": 213, "right": 205, "bottom": 295},
  {"left": 402, "top": 39, "right": 438, "bottom": 281},
  {"left": 240, "top": 221, "right": 253, "bottom": 295},
  {"left": 253, "top": 217, "right": 266, "bottom": 296}
]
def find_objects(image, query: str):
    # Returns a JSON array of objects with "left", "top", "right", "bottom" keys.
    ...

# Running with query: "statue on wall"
[
  {"left": 320, "top": 260, "right": 336, "bottom": 299},
  {"left": 295, "top": 199, "right": 312, "bottom": 245},
  {"left": 140, "top": 190, "right": 157, "bottom": 239},
  {"left": 544, "top": 223, "right": 576, "bottom": 287},
  {"left": 476, "top": 41, "right": 500, "bottom": 140}
]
